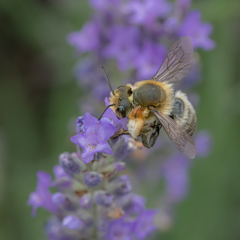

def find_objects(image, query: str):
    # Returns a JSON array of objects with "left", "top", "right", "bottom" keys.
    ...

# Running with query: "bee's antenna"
[
  {"left": 102, "top": 66, "right": 115, "bottom": 96},
  {"left": 98, "top": 103, "right": 115, "bottom": 121}
]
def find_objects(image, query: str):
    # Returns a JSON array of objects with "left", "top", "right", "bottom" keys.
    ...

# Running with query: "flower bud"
[
  {"left": 59, "top": 152, "right": 82, "bottom": 177},
  {"left": 75, "top": 116, "right": 84, "bottom": 134},
  {"left": 52, "top": 192, "right": 66, "bottom": 207},
  {"left": 111, "top": 175, "right": 132, "bottom": 196},
  {"left": 84, "top": 171, "right": 102, "bottom": 188},
  {"left": 101, "top": 162, "right": 126, "bottom": 175},
  {"left": 52, "top": 193, "right": 78, "bottom": 211},
  {"left": 79, "top": 193, "right": 92, "bottom": 209},
  {"left": 94, "top": 191, "right": 114, "bottom": 207},
  {"left": 62, "top": 215, "right": 83, "bottom": 230}
]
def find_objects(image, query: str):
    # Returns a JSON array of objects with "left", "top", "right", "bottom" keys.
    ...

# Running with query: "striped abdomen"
[{"left": 172, "top": 91, "right": 197, "bottom": 136}]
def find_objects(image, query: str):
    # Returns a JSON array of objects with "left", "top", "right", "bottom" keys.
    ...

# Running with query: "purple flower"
[
  {"left": 67, "top": 22, "right": 100, "bottom": 53},
  {"left": 195, "top": 130, "right": 212, "bottom": 157},
  {"left": 117, "top": 193, "right": 146, "bottom": 214},
  {"left": 113, "top": 162, "right": 126, "bottom": 172},
  {"left": 126, "top": 0, "right": 171, "bottom": 27},
  {"left": 84, "top": 171, "right": 102, "bottom": 188},
  {"left": 107, "top": 218, "right": 134, "bottom": 240},
  {"left": 179, "top": 11, "right": 215, "bottom": 50},
  {"left": 62, "top": 215, "right": 84, "bottom": 230},
  {"left": 163, "top": 155, "right": 191, "bottom": 203},
  {"left": 53, "top": 165, "right": 69, "bottom": 179},
  {"left": 27, "top": 171, "right": 58, "bottom": 217},
  {"left": 52, "top": 165, "right": 73, "bottom": 190},
  {"left": 134, "top": 41, "right": 167, "bottom": 79},
  {"left": 52, "top": 192, "right": 66, "bottom": 207},
  {"left": 79, "top": 193, "right": 92, "bottom": 209},
  {"left": 133, "top": 210, "right": 157, "bottom": 240},
  {"left": 112, "top": 175, "right": 132, "bottom": 196},
  {"left": 103, "top": 98, "right": 128, "bottom": 131},
  {"left": 52, "top": 193, "right": 78, "bottom": 211},
  {"left": 89, "top": 0, "right": 121, "bottom": 11},
  {"left": 103, "top": 25, "right": 140, "bottom": 70},
  {"left": 70, "top": 112, "right": 116, "bottom": 164},
  {"left": 45, "top": 217, "right": 65, "bottom": 240},
  {"left": 94, "top": 191, "right": 114, "bottom": 207},
  {"left": 59, "top": 152, "right": 82, "bottom": 177}
]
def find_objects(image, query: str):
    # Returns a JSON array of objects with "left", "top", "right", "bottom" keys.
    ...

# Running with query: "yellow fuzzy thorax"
[{"left": 133, "top": 80, "right": 174, "bottom": 116}]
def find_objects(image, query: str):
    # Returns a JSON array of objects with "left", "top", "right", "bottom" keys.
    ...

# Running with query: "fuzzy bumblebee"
[{"left": 106, "top": 37, "right": 197, "bottom": 159}]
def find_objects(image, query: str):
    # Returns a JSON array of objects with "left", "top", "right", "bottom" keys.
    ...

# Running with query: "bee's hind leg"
[{"left": 141, "top": 123, "right": 161, "bottom": 148}]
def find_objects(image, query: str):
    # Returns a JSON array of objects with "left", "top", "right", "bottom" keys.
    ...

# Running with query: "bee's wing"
[
  {"left": 153, "top": 36, "right": 193, "bottom": 84},
  {"left": 152, "top": 109, "right": 196, "bottom": 159}
]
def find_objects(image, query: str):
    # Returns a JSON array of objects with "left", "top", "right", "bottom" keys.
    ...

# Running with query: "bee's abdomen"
[
  {"left": 133, "top": 82, "right": 166, "bottom": 107},
  {"left": 173, "top": 91, "right": 197, "bottom": 136},
  {"left": 182, "top": 106, "right": 197, "bottom": 136}
]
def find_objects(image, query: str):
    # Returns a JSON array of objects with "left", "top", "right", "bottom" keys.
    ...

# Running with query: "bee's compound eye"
[{"left": 118, "top": 106, "right": 125, "bottom": 112}]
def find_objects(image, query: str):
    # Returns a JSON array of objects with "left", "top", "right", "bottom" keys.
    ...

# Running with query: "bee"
[{"left": 101, "top": 36, "right": 197, "bottom": 159}]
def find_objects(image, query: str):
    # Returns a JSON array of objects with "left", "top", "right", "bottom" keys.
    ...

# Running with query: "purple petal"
[
  {"left": 53, "top": 165, "right": 69, "bottom": 179},
  {"left": 37, "top": 171, "right": 52, "bottom": 186},
  {"left": 81, "top": 149, "right": 96, "bottom": 164},
  {"left": 28, "top": 171, "right": 58, "bottom": 217},
  {"left": 134, "top": 210, "right": 157, "bottom": 240},
  {"left": 179, "top": 10, "right": 215, "bottom": 50},
  {"left": 67, "top": 22, "right": 99, "bottom": 53},
  {"left": 96, "top": 142, "right": 113, "bottom": 155},
  {"left": 98, "top": 118, "right": 116, "bottom": 142},
  {"left": 70, "top": 134, "right": 87, "bottom": 148},
  {"left": 84, "top": 112, "right": 99, "bottom": 136}
]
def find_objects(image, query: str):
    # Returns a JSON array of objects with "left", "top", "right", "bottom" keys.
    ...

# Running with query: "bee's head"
[
  {"left": 114, "top": 85, "right": 133, "bottom": 119},
  {"left": 101, "top": 66, "right": 133, "bottom": 119}
]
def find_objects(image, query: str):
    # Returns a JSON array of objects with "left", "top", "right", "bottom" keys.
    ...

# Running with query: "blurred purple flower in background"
[
  {"left": 179, "top": 11, "right": 215, "bottom": 50},
  {"left": 28, "top": 0, "right": 214, "bottom": 239},
  {"left": 28, "top": 171, "right": 58, "bottom": 217}
]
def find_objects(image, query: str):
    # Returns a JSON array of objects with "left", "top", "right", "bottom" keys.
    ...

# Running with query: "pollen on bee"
[
  {"left": 128, "top": 118, "right": 144, "bottom": 139},
  {"left": 127, "top": 106, "right": 145, "bottom": 138}
]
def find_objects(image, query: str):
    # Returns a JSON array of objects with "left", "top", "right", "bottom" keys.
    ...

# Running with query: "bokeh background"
[{"left": 0, "top": 0, "right": 240, "bottom": 240}]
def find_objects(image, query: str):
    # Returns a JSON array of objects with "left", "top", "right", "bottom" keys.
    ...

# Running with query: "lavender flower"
[
  {"left": 195, "top": 130, "right": 212, "bottom": 157},
  {"left": 28, "top": 1, "right": 215, "bottom": 239},
  {"left": 70, "top": 112, "right": 116, "bottom": 164},
  {"left": 94, "top": 191, "right": 114, "bottom": 207},
  {"left": 67, "top": 22, "right": 100, "bottom": 53},
  {"left": 162, "top": 155, "right": 191, "bottom": 203},
  {"left": 84, "top": 171, "right": 103, "bottom": 188},
  {"left": 62, "top": 215, "right": 84, "bottom": 230},
  {"left": 107, "top": 218, "right": 134, "bottom": 240},
  {"left": 29, "top": 146, "right": 156, "bottom": 239},
  {"left": 79, "top": 193, "right": 92, "bottom": 209},
  {"left": 133, "top": 210, "right": 157, "bottom": 240},
  {"left": 59, "top": 152, "right": 82, "bottom": 177},
  {"left": 28, "top": 171, "right": 58, "bottom": 217},
  {"left": 126, "top": 0, "right": 171, "bottom": 27},
  {"left": 179, "top": 11, "right": 215, "bottom": 50}
]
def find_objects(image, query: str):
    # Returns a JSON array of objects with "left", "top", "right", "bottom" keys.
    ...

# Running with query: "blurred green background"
[{"left": 0, "top": 0, "right": 240, "bottom": 240}]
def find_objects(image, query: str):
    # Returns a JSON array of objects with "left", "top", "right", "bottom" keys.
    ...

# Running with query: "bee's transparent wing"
[
  {"left": 153, "top": 36, "right": 193, "bottom": 84},
  {"left": 152, "top": 109, "right": 196, "bottom": 159}
]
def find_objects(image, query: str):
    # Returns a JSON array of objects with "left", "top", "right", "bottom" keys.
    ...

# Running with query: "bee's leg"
[
  {"left": 111, "top": 129, "right": 130, "bottom": 139},
  {"left": 141, "top": 123, "right": 162, "bottom": 148}
]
